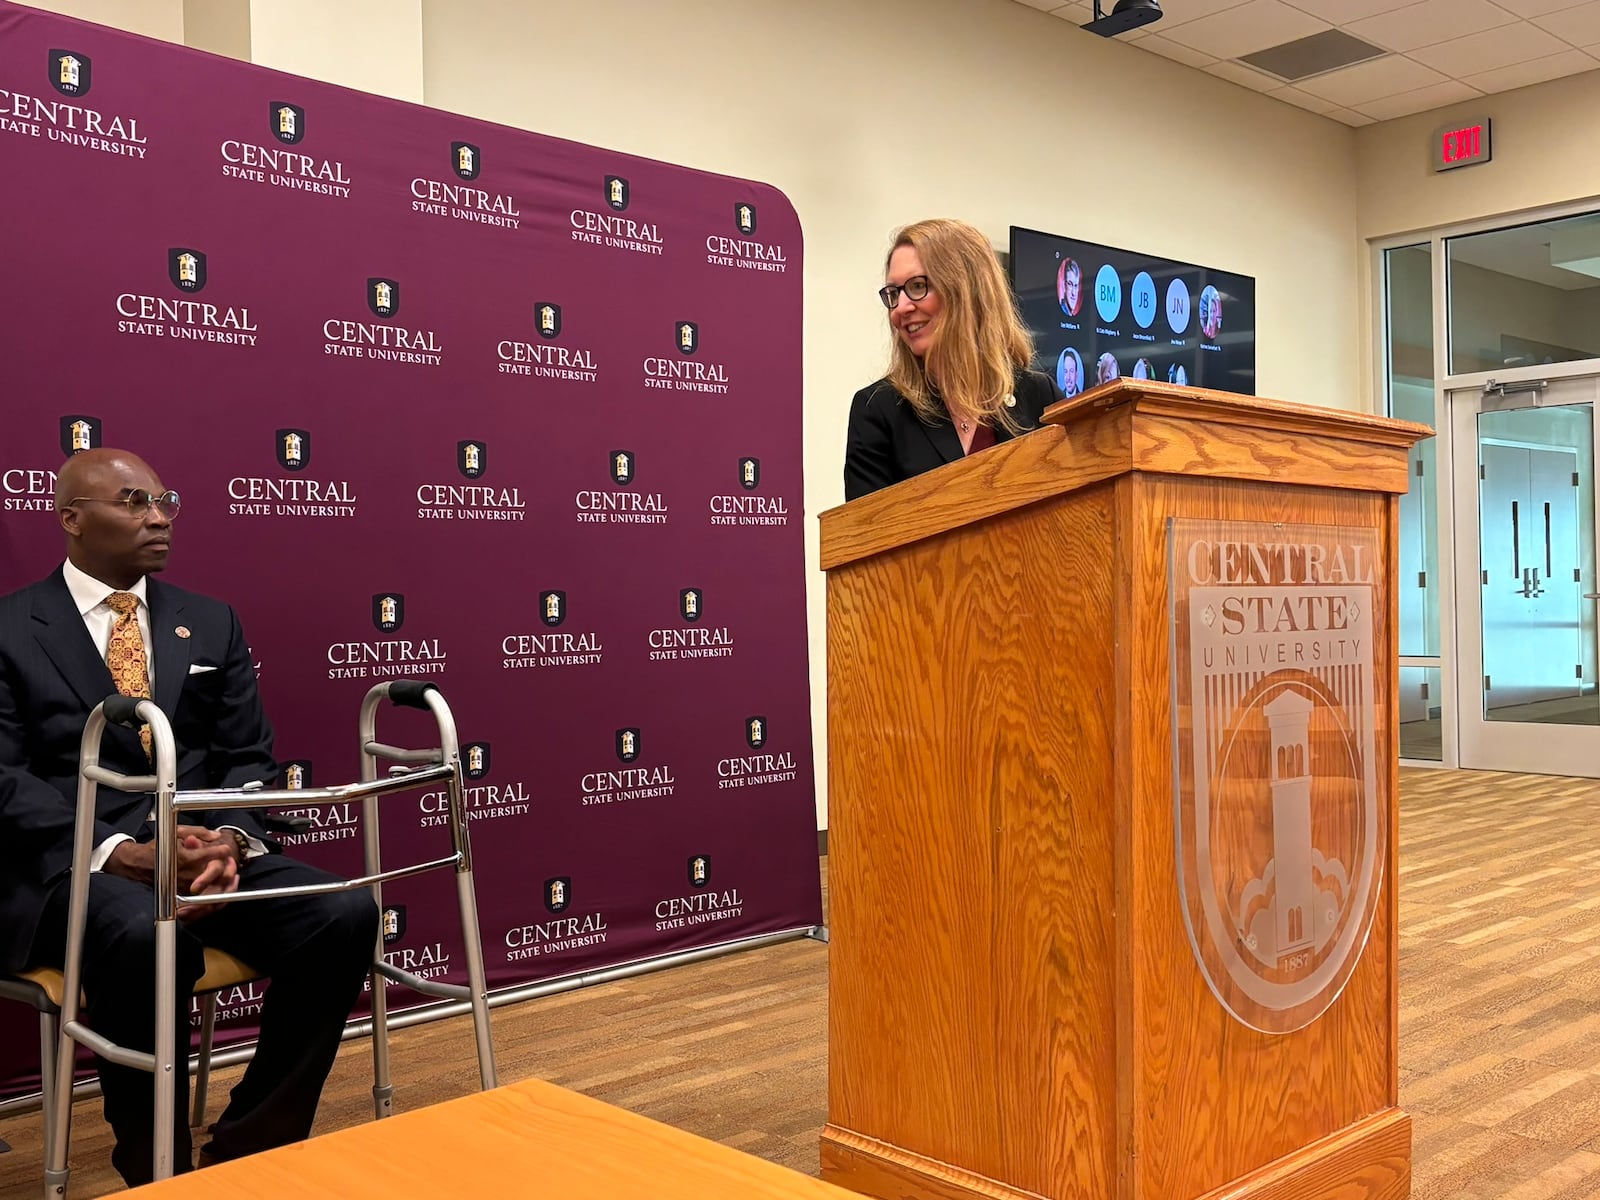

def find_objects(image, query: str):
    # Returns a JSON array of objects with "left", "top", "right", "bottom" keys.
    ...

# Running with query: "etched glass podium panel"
[{"left": 1167, "top": 519, "right": 1385, "bottom": 1034}]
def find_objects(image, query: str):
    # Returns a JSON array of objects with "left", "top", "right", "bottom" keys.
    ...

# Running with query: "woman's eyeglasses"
[
  {"left": 878, "top": 275, "right": 932, "bottom": 309},
  {"left": 66, "top": 488, "right": 183, "bottom": 520}
]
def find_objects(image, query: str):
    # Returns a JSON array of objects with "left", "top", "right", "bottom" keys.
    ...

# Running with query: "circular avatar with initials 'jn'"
[{"left": 1166, "top": 278, "right": 1191, "bottom": 336}]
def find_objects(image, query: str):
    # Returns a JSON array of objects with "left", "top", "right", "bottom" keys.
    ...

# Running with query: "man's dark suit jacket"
[
  {"left": 0, "top": 567, "right": 276, "bottom": 972},
  {"left": 843, "top": 368, "right": 1064, "bottom": 501}
]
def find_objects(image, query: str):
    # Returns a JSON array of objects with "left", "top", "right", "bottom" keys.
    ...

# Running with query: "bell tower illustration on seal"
[{"left": 1264, "top": 689, "right": 1315, "bottom": 959}]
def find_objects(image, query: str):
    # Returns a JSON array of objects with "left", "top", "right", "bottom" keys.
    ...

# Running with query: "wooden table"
[{"left": 128, "top": 1078, "right": 856, "bottom": 1198}]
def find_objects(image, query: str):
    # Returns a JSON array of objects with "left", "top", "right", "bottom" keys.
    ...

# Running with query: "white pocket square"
[{"left": 188, "top": 664, "right": 219, "bottom": 675}]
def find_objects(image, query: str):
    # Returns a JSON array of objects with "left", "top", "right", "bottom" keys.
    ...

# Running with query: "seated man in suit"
[{"left": 0, "top": 448, "right": 378, "bottom": 1185}]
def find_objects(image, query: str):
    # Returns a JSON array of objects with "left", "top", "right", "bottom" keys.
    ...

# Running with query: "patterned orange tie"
[{"left": 104, "top": 592, "right": 153, "bottom": 760}]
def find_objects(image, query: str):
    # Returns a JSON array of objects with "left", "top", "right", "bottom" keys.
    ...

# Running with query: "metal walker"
[{"left": 43, "top": 679, "right": 497, "bottom": 1195}]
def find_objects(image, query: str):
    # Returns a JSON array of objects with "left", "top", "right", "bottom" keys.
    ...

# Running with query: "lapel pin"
[
  {"left": 1004, "top": 394, "right": 1016, "bottom": 408},
  {"left": 175, "top": 626, "right": 191, "bottom": 640}
]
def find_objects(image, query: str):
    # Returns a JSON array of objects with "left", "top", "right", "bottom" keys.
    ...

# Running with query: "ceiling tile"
[
  {"left": 1135, "top": 32, "right": 1220, "bottom": 67},
  {"left": 1327, "top": 107, "right": 1377, "bottom": 126},
  {"left": 1046, "top": 0, "right": 1094, "bottom": 18},
  {"left": 1150, "top": 0, "right": 1254, "bottom": 29},
  {"left": 1206, "top": 59, "right": 1284, "bottom": 90},
  {"left": 1352, "top": 79, "right": 1483, "bottom": 120},
  {"left": 1159, "top": 0, "right": 1329, "bottom": 58},
  {"left": 1490, "top": 0, "right": 1590, "bottom": 16},
  {"left": 1010, "top": 0, "right": 1066, "bottom": 9},
  {"left": 1347, "top": 0, "right": 1516, "bottom": 52},
  {"left": 1296, "top": 54, "right": 1448, "bottom": 105},
  {"left": 1463, "top": 45, "right": 1600, "bottom": 90},
  {"left": 1410, "top": 20, "right": 1568, "bottom": 74},
  {"left": 1533, "top": 0, "right": 1600, "bottom": 44},
  {"left": 1269, "top": 84, "right": 1339, "bottom": 113},
  {"left": 1279, "top": 0, "right": 1422, "bottom": 20}
]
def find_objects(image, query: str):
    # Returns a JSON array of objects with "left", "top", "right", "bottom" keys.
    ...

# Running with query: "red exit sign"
[{"left": 1432, "top": 117, "right": 1492, "bottom": 172}]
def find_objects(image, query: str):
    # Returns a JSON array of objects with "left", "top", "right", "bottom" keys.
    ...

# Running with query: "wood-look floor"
[{"left": 5, "top": 767, "right": 1600, "bottom": 1198}]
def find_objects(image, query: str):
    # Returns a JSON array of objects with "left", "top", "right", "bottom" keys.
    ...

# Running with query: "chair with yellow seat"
[{"left": 0, "top": 947, "right": 259, "bottom": 1143}]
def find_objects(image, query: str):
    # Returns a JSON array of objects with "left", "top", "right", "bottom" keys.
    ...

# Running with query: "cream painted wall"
[
  {"left": 250, "top": 0, "right": 423, "bottom": 103},
  {"left": 182, "top": 0, "right": 249, "bottom": 64},
  {"left": 15, "top": 0, "right": 181, "bottom": 41},
  {"left": 11, "top": 0, "right": 1366, "bottom": 829}
]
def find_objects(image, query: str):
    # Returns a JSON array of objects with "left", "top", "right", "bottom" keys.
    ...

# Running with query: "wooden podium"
[{"left": 817, "top": 381, "right": 1431, "bottom": 1200}]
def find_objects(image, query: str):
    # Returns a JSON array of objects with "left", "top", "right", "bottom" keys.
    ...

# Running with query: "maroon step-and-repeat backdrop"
[{"left": 0, "top": 2, "right": 820, "bottom": 1095}]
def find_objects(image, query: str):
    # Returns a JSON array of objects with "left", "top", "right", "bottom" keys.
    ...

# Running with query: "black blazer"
[
  {"left": 843, "top": 369, "right": 1063, "bottom": 501},
  {"left": 0, "top": 567, "right": 277, "bottom": 971}
]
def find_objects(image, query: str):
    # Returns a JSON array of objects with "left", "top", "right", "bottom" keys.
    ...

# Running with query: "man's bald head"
[
  {"left": 54, "top": 449, "right": 174, "bottom": 589},
  {"left": 54, "top": 448, "right": 160, "bottom": 511}
]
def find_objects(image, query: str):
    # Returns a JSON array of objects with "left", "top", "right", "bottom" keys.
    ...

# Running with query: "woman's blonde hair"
[{"left": 883, "top": 218, "right": 1035, "bottom": 431}]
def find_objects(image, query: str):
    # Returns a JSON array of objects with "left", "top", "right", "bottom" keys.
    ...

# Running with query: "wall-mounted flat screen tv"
[{"left": 1009, "top": 225, "right": 1256, "bottom": 398}]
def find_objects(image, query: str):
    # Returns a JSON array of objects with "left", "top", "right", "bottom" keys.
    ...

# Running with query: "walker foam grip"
[
  {"left": 387, "top": 680, "right": 437, "bottom": 709},
  {"left": 103, "top": 694, "right": 144, "bottom": 727}
]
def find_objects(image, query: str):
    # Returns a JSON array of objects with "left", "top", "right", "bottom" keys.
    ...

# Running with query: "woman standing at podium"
[{"left": 844, "top": 218, "right": 1061, "bottom": 500}]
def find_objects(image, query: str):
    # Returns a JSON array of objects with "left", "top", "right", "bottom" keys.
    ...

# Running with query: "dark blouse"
[{"left": 842, "top": 369, "right": 1063, "bottom": 501}]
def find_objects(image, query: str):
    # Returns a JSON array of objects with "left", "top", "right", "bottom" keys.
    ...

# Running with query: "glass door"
[{"left": 1451, "top": 374, "right": 1600, "bottom": 774}]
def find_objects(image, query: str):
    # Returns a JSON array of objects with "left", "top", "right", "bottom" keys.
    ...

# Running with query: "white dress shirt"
[{"left": 61, "top": 560, "right": 264, "bottom": 871}]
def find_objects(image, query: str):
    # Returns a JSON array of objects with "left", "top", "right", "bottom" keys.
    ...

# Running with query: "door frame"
[
  {"left": 1372, "top": 196, "right": 1600, "bottom": 771},
  {"left": 1448, "top": 374, "right": 1600, "bottom": 776}
]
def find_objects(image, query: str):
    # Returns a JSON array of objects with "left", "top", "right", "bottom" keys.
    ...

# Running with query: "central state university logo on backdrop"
[
  {"left": 615, "top": 727, "right": 641, "bottom": 763},
  {"left": 269, "top": 101, "right": 306, "bottom": 145},
  {"left": 539, "top": 591, "right": 566, "bottom": 628},
  {"left": 1170, "top": 519, "right": 1384, "bottom": 1036},
  {"left": 463, "top": 742, "right": 491, "bottom": 780},
  {"left": 275, "top": 428, "right": 311, "bottom": 471},
  {"left": 535, "top": 302, "right": 562, "bottom": 339},
  {"left": 688, "top": 855, "right": 711, "bottom": 889},
  {"left": 645, "top": 324, "right": 728, "bottom": 393},
  {"left": 451, "top": 140, "right": 480, "bottom": 180},
  {"left": 372, "top": 593, "right": 405, "bottom": 632},
  {"left": 457, "top": 440, "right": 486, "bottom": 479},
  {"left": 59, "top": 415, "right": 102, "bottom": 455},
  {"left": 13, "top": 49, "right": 146, "bottom": 159},
  {"left": 604, "top": 175, "right": 629, "bottom": 211},
  {"left": 712, "top": 457, "right": 787, "bottom": 527},
  {"left": 735, "top": 202, "right": 756, "bottom": 235},
  {"left": 367, "top": 278, "right": 400, "bottom": 318},
  {"left": 719, "top": 716, "right": 797, "bottom": 791},
  {"left": 495, "top": 300, "right": 595, "bottom": 383},
  {"left": 168, "top": 248, "right": 206, "bottom": 293},
  {"left": 48, "top": 48, "right": 91, "bottom": 96},
  {"left": 228, "top": 428, "right": 356, "bottom": 519},
  {"left": 544, "top": 877, "right": 572, "bottom": 914},
  {"left": 281, "top": 760, "right": 313, "bottom": 790},
  {"left": 382, "top": 905, "right": 406, "bottom": 945},
  {"left": 650, "top": 588, "right": 733, "bottom": 661},
  {"left": 576, "top": 451, "right": 667, "bottom": 525}
]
